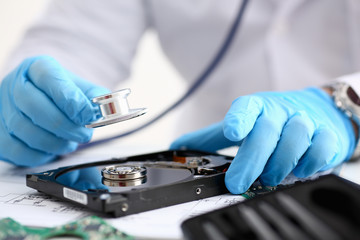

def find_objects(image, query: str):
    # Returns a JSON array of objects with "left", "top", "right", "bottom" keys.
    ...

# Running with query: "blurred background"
[{"left": 0, "top": 0, "right": 186, "bottom": 150}]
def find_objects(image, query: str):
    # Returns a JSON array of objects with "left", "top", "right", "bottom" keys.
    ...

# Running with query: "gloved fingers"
[
  {"left": 1, "top": 78, "right": 78, "bottom": 154},
  {"left": 27, "top": 56, "right": 95, "bottom": 125},
  {"left": 56, "top": 170, "right": 80, "bottom": 186},
  {"left": 293, "top": 128, "right": 339, "bottom": 178},
  {"left": 1, "top": 94, "right": 77, "bottom": 155},
  {"left": 259, "top": 112, "right": 315, "bottom": 186},
  {"left": 225, "top": 110, "right": 288, "bottom": 194},
  {"left": 80, "top": 167, "right": 108, "bottom": 190},
  {"left": 58, "top": 168, "right": 102, "bottom": 190},
  {"left": 170, "top": 122, "right": 237, "bottom": 152},
  {"left": 0, "top": 118, "right": 55, "bottom": 167},
  {"left": 13, "top": 79, "right": 93, "bottom": 143},
  {"left": 223, "top": 95, "right": 263, "bottom": 142},
  {"left": 67, "top": 71, "right": 110, "bottom": 121},
  {"left": 68, "top": 70, "right": 110, "bottom": 99}
]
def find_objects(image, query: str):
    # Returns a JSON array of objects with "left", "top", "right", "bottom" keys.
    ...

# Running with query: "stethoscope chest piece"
[{"left": 86, "top": 88, "right": 147, "bottom": 128}]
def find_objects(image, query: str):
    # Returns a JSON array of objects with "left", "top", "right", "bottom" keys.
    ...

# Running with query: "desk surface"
[{"left": 0, "top": 141, "right": 359, "bottom": 240}]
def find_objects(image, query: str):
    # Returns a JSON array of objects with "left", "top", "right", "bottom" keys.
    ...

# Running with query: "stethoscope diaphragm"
[{"left": 86, "top": 88, "right": 147, "bottom": 128}]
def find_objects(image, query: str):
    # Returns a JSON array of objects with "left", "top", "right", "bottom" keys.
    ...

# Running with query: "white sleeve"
[{"left": 2, "top": 0, "right": 149, "bottom": 89}]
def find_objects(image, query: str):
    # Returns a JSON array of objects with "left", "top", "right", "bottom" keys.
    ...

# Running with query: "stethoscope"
[{"left": 81, "top": 0, "right": 249, "bottom": 149}]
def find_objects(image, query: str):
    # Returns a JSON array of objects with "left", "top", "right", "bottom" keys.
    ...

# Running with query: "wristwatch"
[{"left": 329, "top": 73, "right": 360, "bottom": 159}]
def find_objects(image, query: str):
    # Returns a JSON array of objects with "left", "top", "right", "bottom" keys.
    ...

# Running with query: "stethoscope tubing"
[{"left": 79, "top": 0, "right": 250, "bottom": 150}]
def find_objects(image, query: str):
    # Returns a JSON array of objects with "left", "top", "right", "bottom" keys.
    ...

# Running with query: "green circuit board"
[
  {"left": 241, "top": 181, "right": 292, "bottom": 199},
  {"left": 0, "top": 215, "right": 133, "bottom": 240},
  {"left": 242, "top": 185, "right": 278, "bottom": 199}
]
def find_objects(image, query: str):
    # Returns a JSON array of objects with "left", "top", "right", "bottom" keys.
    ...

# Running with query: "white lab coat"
[{"left": 4, "top": 0, "right": 360, "bottom": 135}]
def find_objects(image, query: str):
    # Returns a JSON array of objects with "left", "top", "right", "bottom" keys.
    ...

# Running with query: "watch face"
[{"left": 347, "top": 86, "right": 360, "bottom": 106}]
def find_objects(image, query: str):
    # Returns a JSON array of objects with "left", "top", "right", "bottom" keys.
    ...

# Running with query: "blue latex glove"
[
  {"left": 0, "top": 56, "right": 109, "bottom": 167},
  {"left": 170, "top": 88, "right": 356, "bottom": 194}
]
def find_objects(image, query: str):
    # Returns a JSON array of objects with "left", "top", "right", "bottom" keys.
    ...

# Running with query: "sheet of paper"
[
  {"left": 107, "top": 194, "right": 245, "bottom": 239},
  {"left": 0, "top": 181, "right": 89, "bottom": 226},
  {"left": 0, "top": 143, "right": 245, "bottom": 239},
  {"left": 0, "top": 180, "right": 244, "bottom": 239}
]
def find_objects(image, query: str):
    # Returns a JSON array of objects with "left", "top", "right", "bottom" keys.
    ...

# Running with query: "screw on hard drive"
[{"left": 121, "top": 203, "right": 129, "bottom": 212}]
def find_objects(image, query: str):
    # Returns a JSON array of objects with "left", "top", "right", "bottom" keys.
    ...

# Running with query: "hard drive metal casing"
[{"left": 26, "top": 150, "right": 233, "bottom": 217}]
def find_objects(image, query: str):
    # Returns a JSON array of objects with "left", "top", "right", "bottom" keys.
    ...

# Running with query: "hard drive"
[{"left": 26, "top": 150, "right": 233, "bottom": 217}]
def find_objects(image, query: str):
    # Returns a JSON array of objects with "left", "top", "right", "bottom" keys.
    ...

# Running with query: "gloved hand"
[
  {"left": 170, "top": 88, "right": 356, "bottom": 194},
  {"left": 0, "top": 56, "right": 109, "bottom": 167}
]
